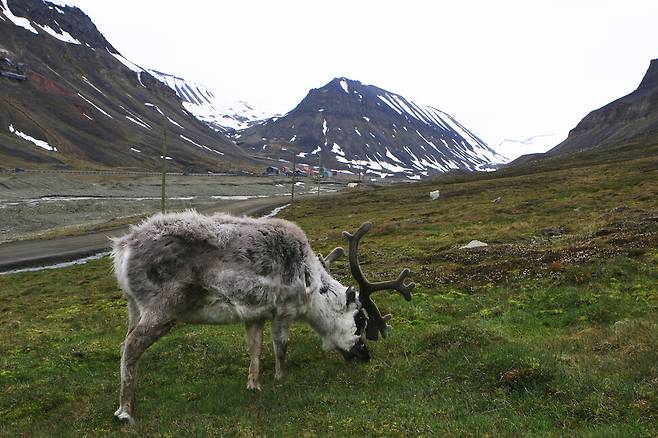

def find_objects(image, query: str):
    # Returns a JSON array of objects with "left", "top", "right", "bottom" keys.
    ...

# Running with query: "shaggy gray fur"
[
  {"left": 115, "top": 211, "right": 316, "bottom": 320},
  {"left": 111, "top": 210, "right": 361, "bottom": 423}
]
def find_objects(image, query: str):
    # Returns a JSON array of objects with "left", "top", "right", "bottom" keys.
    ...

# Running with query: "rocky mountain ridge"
[
  {"left": 548, "top": 59, "right": 658, "bottom": 155},
  {"left": 148, "top": 70, "right": 273, "bottom": 134}
]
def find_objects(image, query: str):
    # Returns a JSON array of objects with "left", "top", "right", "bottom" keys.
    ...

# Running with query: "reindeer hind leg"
[
  {"left": 245, "top": 320, "right": 265, "bottom": 391},
  {"left": 271, "top": 318, "right": 291, "bottom": 381}
]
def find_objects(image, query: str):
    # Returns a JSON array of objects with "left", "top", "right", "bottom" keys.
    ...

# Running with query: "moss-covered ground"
[{"left": 1, "top": 147, "right": 657, "bottom": 436}]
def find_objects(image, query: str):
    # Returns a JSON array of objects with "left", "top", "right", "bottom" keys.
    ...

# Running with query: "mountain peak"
[
  {"left": 42, "top": 0, "right": 81, "bottom": 12},
  {"left": 549, "top": 58, "right": 658, "bottom": 155},
  {"left": 637, "top": 58, "right": 658, "bottom": 91},
  {"left": 323, "top": 77, "right": 362, "bottom": 94},
  {"left": 236, "top": 77, "right": 505, "bottom": 179}
]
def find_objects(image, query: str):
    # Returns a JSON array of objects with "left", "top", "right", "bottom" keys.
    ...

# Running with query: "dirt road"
[{"left": 0, "top": 195, "right": 292, "bottom": 271}]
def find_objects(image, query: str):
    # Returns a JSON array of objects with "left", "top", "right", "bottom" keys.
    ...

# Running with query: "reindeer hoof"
[
  {"left": 114, "top": 407, "right": 135, "bottom": 425},
  {"left": 246, "top": 381, "right": 261, "bottom": 391}
]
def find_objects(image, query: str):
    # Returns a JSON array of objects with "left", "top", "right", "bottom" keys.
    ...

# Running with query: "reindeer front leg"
[
  {"left": 271, "top": 318, "right": 291, "bottom": 381},
  {"left": 115, "top": 316, "right": 174, "bottom": 424},
  {"left": 245, "top": 320, "right": 265, "bottom": 391}
]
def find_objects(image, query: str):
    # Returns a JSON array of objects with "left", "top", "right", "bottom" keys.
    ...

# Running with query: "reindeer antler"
[
  {"left": 319, "top": 247, "right": 345, "bottom": 273},
  {"left": 342, "top": 222, "right": 415, "bottom": 341}
]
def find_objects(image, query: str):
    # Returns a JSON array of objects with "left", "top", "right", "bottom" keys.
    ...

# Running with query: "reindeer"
[{"left": 111, "top": 210, "right": 414, "bottom": 424}]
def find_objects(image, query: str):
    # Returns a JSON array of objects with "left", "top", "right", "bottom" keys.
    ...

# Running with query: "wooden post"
[{"left": 161, "top": 115, "right": 168, "bottom": 213}]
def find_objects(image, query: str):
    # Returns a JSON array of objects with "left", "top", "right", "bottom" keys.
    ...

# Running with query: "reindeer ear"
[{"left": 346, "top": 286, "right": 357, "bottom": 305}]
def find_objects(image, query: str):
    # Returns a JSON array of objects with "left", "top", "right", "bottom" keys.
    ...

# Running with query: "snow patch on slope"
[
  {"left": 9, "top": 124, "right": 56, "bottom": 151},
  {"left": 1, "top": 0, "right": 38, "bottom": 33},
  {"left": 81, "top": 75, "right": 105, "bottom": 95},
  {"left": 36, "top": 23, "right": 80, "bottom": 44},
  {"left": 77, "top": 93, "right": 113, "bottom": 118},
  {"left": 43, "top": 0, "right": 78, "bottom": 8},
  {"left": 107, "top": 48, "right": 143, "bottom": 73},
  {"left": 180, "top": 135, "right": 224, "bottom": 155},
  {"left": 125, "top": 115, "right": 150, "bottom": 130},
  {"left": 331, "top": 142, "right": 345, "bottom": 156},
  {"left": 339, "top": 79, "right": 349, "bottom": 94},
  {"left": 149, "top": 70, "right": 273, "bottom": 132}
]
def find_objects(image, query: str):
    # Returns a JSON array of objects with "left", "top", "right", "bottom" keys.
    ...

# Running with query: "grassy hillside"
[{"left": 1, "top": 145, "right": 657, "bottom": 436}]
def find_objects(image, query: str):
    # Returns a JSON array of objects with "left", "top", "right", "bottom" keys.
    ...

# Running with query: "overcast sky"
[{"left": 62, "top": 0, "right": 656, "bottom": 159}]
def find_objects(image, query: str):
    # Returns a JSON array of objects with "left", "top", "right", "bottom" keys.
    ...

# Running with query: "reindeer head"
[{"left": 318, "top": 222, "right": 415, "bottom": 362}]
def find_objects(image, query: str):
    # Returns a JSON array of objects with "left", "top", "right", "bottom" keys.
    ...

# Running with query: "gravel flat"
[
  {"left": 0, "top": 172, "right": 341, "bottom": 271},
  {"left": 0, "top": 172, "right": 340, "bottom": 243},
  {"left": 0, "top": 195, "right": 293, "bottom": 271}
]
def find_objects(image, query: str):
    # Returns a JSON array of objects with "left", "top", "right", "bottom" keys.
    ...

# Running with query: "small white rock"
[
  {"left": 429, "top": 190, "right": 440, "bottom": 200},
  {"left": 460, "top": 240, "right": 488, "bottom": 249}
]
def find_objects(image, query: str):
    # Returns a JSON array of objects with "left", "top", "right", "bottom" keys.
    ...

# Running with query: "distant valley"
[
  {"left": 1, "top": 0, "right": 656, "bottom": 179},
  {"left": 0, "top": 0, "right": 507, "bottom": 177}
]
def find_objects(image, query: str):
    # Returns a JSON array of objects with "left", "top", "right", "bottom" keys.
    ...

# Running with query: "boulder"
[{"left": 460, "top": 240, "right": 488, "bottom": 249}]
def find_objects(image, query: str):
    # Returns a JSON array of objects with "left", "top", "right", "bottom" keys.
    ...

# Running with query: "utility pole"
[
  {"left": 161, "top": 115, "right": 168, "bottom": 213},
  {"left": 358, "top": 156, "right": 362, "bottom": 184},
  {"left": 317, "top": 153, "right": 321, "bottom": 197},
  {"left": 291, "top": 152, "right": 296, "bottom": 204}
]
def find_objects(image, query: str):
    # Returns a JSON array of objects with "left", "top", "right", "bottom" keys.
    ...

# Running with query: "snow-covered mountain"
[
  {"left": 0, "top": 0, "right": 507, "bottom": 176},
  {"left": 148, "top": 70, "right": 273, "bottom": 133},
  {"left": 0, "top": 0, "right": 253, "bottom": 171},
  {"left": 237, "top": 77, "right": 507, "bottom": 179}
]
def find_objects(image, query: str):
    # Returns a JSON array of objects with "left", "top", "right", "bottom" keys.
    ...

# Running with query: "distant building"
[
  {"left": 264, "top": 166, "right": 280, "bottom": 175},
  {"left": 284, "top": 168, "right": 308, "bottom": 177},
  {"left": 0, "top": 53, "right": 27, "bottom": 81},
  {"left": 0, "top": 70, "right": 26, "bottom": 81}
]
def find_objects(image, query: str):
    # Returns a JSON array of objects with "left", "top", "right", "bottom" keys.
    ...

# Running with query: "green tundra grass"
[{"left": 1, "top": 145, "right": 657, "bottom": 436}]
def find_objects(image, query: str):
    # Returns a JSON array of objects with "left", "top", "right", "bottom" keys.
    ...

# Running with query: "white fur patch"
[{"left": 112, "top": 242, "right": 132, "bottom": 296}]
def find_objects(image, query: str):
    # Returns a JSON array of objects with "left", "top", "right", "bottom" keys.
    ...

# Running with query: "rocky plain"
[{"left": 0, "top": 171, "right": 343, "bottom": 243}]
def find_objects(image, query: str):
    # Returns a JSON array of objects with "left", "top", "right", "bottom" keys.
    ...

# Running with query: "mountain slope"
[
  {"left": 148, "top": 70, "right": 272, "bottom": 134},
  {"left": 0, "top": 0, "right": 253, "bottom": 171},
  {"left": 237, "top": 77, "right": 506, "bottom": 179},
  {"left": 548, "top": 59, "right": 658, "bottom": 155}
]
